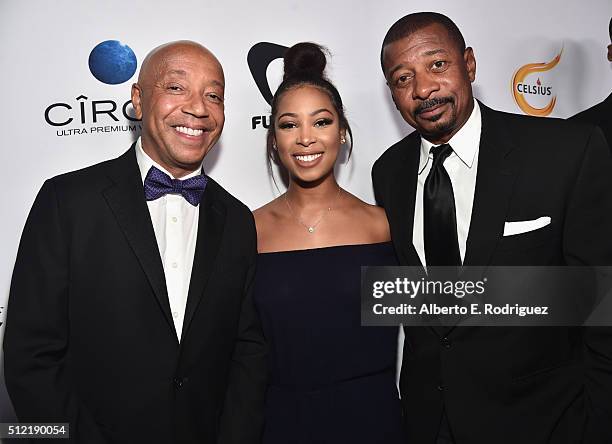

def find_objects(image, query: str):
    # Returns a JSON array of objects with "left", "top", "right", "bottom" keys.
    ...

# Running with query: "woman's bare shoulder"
[
  {"left": 253, "top": 198, "right": 284, "bottom": 222},
  {"left": 341, "top": 193, "right": 390, "bottom": 242},
  {"left": 253, "top": 198, "right": 289, "bottom": 251}
]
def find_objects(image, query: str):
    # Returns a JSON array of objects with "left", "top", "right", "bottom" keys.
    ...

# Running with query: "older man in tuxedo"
[
  {"left": 4, "top": 41, "right": 266, "bottom": 444},
  {"left": 373, "top": 12, "right": 612, "bottom": 444}
]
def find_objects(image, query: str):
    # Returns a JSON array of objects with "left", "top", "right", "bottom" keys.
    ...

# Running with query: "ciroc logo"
[
  {"left": 512, "top": 49, "right": 562, "bottom": 117},
  {"left": 248, "top": 42, "right": 288, "bottom": 130},
  {"left": 44, "top": 40, "right": 141, "bottom": 137}
]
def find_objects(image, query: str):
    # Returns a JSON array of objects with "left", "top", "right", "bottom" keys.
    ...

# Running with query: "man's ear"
[
  {"left": 131, "top": 83, "right": 143, "bottom": 120},
  {"left": 464, "top": 47, "right": 476, "bottom": 83}
]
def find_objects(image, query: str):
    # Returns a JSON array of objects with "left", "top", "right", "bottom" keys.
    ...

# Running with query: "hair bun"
[{"left": 283, "top": 42, "right": 328, "bottom": 80}]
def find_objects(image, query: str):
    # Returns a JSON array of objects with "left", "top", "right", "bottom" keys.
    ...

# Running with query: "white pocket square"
[{"left": 503, "top": 216, "right": 551, "bottom": 236}]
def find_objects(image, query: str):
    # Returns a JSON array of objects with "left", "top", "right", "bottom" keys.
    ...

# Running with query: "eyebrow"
[
  {"left": 209, "top": 79, "right": 225, "bottom": 88},
  {"left": 162, "top": 70, "right": 225, "bottom": 88},
  {"left": 387, "top": 63, "right": 405, "bottom": 79},
  {"left": 423, "top": 49, "right": 447, "bottom": 57},
  {"left": 310, "top": 108, "right": 332, "bottom": 116},
  {"left": 165, "top": 69, "right": 187, "bottom": 77},
  {"left": 278, "top": 108, "right": 333, "bottom": 119}
]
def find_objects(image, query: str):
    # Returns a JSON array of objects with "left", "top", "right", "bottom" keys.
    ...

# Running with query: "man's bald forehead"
[{"left": 138, "top": 40, "right": 222, "bottom": 84}]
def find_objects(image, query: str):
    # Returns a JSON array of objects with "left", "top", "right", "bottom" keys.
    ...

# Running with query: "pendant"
[{"left": 308, "top": 226, "right": 315, "bottom": 233}]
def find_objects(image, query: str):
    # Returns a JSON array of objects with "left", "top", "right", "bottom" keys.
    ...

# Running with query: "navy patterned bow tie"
[{"left": 144, "top": 166, "right": 208, "bottom": 206}]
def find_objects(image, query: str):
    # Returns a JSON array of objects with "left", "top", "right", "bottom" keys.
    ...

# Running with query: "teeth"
[
  {"left": 175, "top": 126, "right": 203, "bottom": 136},
  {"left": 295, "top": 153, "right": 322, "bottom": 162}
]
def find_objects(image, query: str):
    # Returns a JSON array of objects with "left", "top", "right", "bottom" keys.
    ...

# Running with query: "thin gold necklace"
[{"left": 284, "top": 187, "right": 343, "bottom": 234}]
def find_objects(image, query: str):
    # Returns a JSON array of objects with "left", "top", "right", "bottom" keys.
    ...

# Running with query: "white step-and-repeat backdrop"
[{"left": 1, "top": 0, "right": 610, "bottom": 423}]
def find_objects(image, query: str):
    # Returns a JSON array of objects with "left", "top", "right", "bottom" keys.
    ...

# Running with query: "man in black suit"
[
  {"left": 373, "top": 12, "right": 612, "bottom": 444},
  {"left": 571, "top": 17, "right": 612, "bottom": 150},
  {"left": 4, "top": 41, "right": 266, "bottom": 444}
]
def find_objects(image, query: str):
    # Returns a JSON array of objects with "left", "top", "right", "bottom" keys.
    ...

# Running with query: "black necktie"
[{"left": 424, "top": 143, "right": 461, "bottom": 267}]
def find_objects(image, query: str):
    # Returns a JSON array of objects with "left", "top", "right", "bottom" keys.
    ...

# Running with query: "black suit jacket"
[
  {"left": 4, "top": 146, "right": 266, "bottom": 444},
  {"left": 372, "top": 103, "right": 612, "bottom": 443},
  {"left": 571, "top": 92, "right": 612, "bottom": 152}
]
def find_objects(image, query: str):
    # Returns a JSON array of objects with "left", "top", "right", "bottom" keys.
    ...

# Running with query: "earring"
[
  {"left": 340, "top": 137, "right": 346, "bottom": 144},
  {"left": 272, "top": 141, "right": 277, "bottom": 150}
]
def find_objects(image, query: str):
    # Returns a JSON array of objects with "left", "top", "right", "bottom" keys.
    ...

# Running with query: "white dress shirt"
[
  {"left": 135, "top": 137, "right": 201, "bottom": 341},
  {"left": 413, "top": 99, "right": 482, "bottom": 266}
]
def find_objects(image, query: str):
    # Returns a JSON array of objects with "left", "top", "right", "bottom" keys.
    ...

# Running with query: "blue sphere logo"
[{"left": 88, "top": 40, "right": 137, "bottom": 85}]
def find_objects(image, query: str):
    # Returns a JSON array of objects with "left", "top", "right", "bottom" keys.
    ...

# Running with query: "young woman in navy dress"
[{"left": 252, "top": 42, "right": 405, "bottom": 444}]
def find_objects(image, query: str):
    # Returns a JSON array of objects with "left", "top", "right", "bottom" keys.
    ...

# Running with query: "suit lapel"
[
  {"left": 444, "top": 104, "right": 522, "bottom": 336},
  {"left": 181, "top": 182, "right": 226, "bottom": 341},
  {"left": 391, "top": 134, "right": 423, "bottom": 268},
  {"left": 102, "top": 145, "right": 174, "bottom": 332},
  {"left": 463, "top": 104, "right": 521, "bottom": 267}
]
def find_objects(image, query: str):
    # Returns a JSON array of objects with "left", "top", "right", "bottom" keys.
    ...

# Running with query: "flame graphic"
[{"left": 512, "top": 49, "right": 562, "bottom": 117}]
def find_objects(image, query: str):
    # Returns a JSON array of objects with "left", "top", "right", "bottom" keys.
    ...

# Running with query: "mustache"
[{"left": 415, "top": 97, "right": 454, "bottom": 114}]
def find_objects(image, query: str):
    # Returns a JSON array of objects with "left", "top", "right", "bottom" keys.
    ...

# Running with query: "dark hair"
[
  {"left": 266, "top": 42, "right": 353, "bottom": 177},
  {"left": 380, "top": 12, "right": 466, "bottom": 75},
  {"left": 609, "top": 17, "right": 612, "bottom": 40}
]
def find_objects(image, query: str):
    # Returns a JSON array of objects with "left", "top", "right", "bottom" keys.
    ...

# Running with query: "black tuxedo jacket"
[
  {"left": 4, "top": 146, "right": 266, "bottom": 444},
  {"left": 571, "top": 92, "right": 612, "bottom": 153},
  {"left": 372, "top": 103, "right": 612, "bottom": 443}
]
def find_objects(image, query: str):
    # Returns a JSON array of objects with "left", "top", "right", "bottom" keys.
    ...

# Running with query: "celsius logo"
[
  {"left": 44, "top": 40, "right": 141, "bottom": 137},
  {"left": 512, "top": 49, "right": 562, "bottom": 117},
  {"left": 247, "top": 42, "right": 287, "bottom": 129},
  {"left": 88, "top": 40, "right": 137, "bottom": 85}
]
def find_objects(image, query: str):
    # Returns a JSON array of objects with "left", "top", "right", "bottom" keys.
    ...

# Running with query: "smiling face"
[
  {"left": 382, "top": 23, "right": 476, "bottom": 144},
  {"left": 131, "top": 42, "right": 225, "bottom": 178},
  {"left": 273, "top": 85, "right": 345, "bottom": 184}
]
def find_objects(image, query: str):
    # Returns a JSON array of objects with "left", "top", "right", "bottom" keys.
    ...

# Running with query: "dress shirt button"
[
  {"left": 440, "top": 337, "right": 451, "bottom": 349},
  {"left": 171, "top": 216, "right": 178, "bottom": 223},
  {"left": 172, "top": 311, "right": 179, "bottom": 319},
  {"left": 171, "top": 262, "right": 178, "bottom": 269}
]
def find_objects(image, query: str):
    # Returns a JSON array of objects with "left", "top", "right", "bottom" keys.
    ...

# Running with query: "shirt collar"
[
  {"left": 135, "top": 137, "right": 203, "bottom": 184},
  {"left": 418, "top": 99, "right": 482, "bottom": 174}
]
